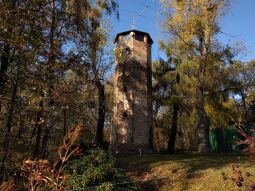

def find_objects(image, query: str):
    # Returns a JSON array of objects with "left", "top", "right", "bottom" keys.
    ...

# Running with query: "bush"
[{"left": 66, "top": 149, "right": 139, "bottom": 191}]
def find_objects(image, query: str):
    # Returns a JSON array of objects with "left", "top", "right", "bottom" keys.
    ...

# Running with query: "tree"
[
  {"left": 0, "top": 0, "right": 46, "bottom": 176},
  {"left": 152, "top": 58, "right": 181, "bottom": 153},
  {"left": 0, "top": 0, "right": 118, "bottom": 180},
  {"left": 227, "top": 60, "right": 255, "bottom": 126},
  {"left": 160, "top": 0, "right": 232, "bottom": 153}
]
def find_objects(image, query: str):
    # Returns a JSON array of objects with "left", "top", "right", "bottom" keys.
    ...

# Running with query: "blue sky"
[{"left": 109, "top": 0, "right": 255, "bottom": 61}]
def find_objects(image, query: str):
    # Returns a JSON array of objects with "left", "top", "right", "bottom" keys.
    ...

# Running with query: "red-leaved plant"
[
  {"left": 230, "top": 115, "right": 255, "bottom": 148},
  {"left": 20, "top": 126, "right": 81, "bottom": 191},
  {"left": 222, "top": 117, "right": 255, "bottom": 190},
  {"left": 0, "top": 178, "right": 14, "bottom": 191}
]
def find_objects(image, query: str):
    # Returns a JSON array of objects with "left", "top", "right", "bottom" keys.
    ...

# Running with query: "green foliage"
[
  {"left": 66, "top": 149, "right": 139, "bottom": 191},
  {"left": 158, "top": 0, "right": 249, "bottom": 153},
  {"left": 0, "top": 0, "right": 118, "bottom": 183}
]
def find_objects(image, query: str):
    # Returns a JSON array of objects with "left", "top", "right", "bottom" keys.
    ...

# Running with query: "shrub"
[{"left": 66, "top": 149, "right": 139, "bottom": 191}]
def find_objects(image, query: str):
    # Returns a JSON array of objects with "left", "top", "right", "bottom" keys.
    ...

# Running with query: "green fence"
[{"left": 209, "top": 126, "right": 242, "bottom": 152}]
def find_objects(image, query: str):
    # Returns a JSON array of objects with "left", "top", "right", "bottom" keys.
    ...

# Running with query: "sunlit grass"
[{"left": 118, "top": 154, "right": 255, "bottom": 191}]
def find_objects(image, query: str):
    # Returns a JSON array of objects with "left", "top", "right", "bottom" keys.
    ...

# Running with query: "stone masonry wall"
[{"left": 111, "top": 31, "right": 152, "bottom": 153}]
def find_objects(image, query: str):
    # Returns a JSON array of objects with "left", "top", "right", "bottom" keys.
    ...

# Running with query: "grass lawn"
[{"left": 117, "top": 154, "right": 255, "bottom": 191}]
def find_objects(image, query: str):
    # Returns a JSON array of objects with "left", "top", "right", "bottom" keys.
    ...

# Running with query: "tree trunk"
[
  {"left": 196, "top": 85, "right": 210, "bottom": 153},
  {"left": 196, "top": 30, "right": 210, "bottom": 153},
  {"left": 89, "top": 19, "right": 105, "bottom": 147},
  {"left": 0, "top": 45, "right": 10, "bottom": 93},
  {"left": 33, "top": 92, "right": 44, "bottom": 157},
  {"left": 33, "top": 117, "right": 42, "bottom": 157},
  {"left": 16, "top": 115, "right": 24, "bottom": 139},
  {"left": 41, "top": 79, "right": 54, "bottom": 158},
  {"left": 168, "top": 103, "right": 179, "bottom": 154},
  {"left": 63, "top": 108, "right": 67, "bottom": 137},
  {"left": 95, "top": 80, "right": 105, "bottom": 146},
  {"left": 0, "top": 0, "right": 16, "bottom": 93},
  {"left": 41, "top": 0, "right": 56, "bottom": 158},
  {"left": 0, "top": 81, "right": 18, "bottom": 179},
  {"left": 167, "top": 73, "right": 180, "bottom": 154}
]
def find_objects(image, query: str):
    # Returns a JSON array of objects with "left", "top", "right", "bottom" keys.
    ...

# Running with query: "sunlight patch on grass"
[{"left": 118, "top": 154, "right": 255, "bottom": 191}]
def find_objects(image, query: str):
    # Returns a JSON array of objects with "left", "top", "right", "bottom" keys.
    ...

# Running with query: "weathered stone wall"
[{"left": 111, "top": 31, "right": 152, "bottom": 153}]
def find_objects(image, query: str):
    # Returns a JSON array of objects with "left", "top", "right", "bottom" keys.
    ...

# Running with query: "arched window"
[
  {"left": 135, "top": 33, "right": 144, "bottom": 42},
  {"left": 123, "top": 111, "right": 128, "bottom": 118},
  {"left": 123, "top": 85, "right": 127, "bottom": 92}
]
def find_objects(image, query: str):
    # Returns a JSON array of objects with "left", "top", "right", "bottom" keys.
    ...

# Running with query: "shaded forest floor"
[{"left": 117, "top": 154, "right": 255, "bottom": 191}]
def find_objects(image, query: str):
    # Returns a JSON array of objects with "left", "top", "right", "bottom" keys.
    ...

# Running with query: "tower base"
[{"left": 110, "top": 143, "right": 153, "bottom": 154}]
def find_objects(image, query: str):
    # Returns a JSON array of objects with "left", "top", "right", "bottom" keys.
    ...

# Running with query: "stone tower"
[{"left": 111, "top": 30, "right": 153, "bottom": 153}]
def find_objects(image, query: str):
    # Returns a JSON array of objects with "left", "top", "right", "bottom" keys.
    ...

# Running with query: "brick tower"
[{"left": 111, "top": 30, "right": 153, "bottom": 153}]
